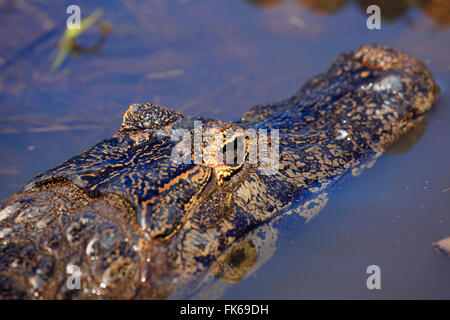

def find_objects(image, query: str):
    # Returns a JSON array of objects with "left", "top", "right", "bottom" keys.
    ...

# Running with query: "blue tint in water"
[{"left": 0, "top": 0, "right": 449, "bottom": 299}]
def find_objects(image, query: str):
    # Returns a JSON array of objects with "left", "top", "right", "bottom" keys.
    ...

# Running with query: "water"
[{"left": 0, "top": 0, "right": 449, "bottom": 299}]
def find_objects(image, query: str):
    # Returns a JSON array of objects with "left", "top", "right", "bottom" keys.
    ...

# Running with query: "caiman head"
[
  {"left": 24, "top": 102, "right": 258, "bottom": 240},
  {"left": 1, "top": 44, "right": 439, "bottom": 299},
  {"left": 24, "top": 45, "right": 439, "bottom": 239}
]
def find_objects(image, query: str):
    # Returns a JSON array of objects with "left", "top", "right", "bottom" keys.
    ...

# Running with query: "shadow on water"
[{"left": 0, "top": 0, "right": 449, "bottom": 299}]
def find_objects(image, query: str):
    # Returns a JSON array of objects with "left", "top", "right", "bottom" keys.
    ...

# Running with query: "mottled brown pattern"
[{"left": 0, "top": 45, "right": 439, "bottom": 299}]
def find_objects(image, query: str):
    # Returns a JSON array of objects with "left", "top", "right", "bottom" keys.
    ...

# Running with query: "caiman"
[{"left": 0, "top": 44, "right": 440, "bottom": 299}]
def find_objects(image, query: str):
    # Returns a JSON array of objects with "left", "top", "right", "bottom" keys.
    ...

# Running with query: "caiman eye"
[
  {"left": 215, "top": 137, "right": 247, "bottom": 181},
  {"left": 222, "top": 138, "right": 239, "bottom": 165}
]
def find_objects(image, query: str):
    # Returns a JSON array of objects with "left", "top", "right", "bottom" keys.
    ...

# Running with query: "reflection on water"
[
  {"left": 0, "top": 0, "right": 449, "bottom": 299},
  {"left": 246, "top": 0, "right": 284, "bottom": 8},
  {"left": 210, "top": 241, "right": 258, "bottom": 284},
  {"left": 52, "top": 8, "right": 111, "bottom": 69},
  {"left": 299, "top": 0, "right": 347, "bottom": 15},
  {"left": 384, "top": 120, "right": 428, "bottom": 155},
  {"left": 248, "top": 0, "right": 450, "bottom": 27}
]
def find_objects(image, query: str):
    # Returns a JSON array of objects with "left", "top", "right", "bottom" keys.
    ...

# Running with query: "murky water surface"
[{"left": 1, "top": 0, "right": 449, "bottom": 299}]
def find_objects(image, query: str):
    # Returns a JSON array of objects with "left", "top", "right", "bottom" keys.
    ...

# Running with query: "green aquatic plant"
[{"left": 52, "top": 8, "right": 107, "bottom": 70}]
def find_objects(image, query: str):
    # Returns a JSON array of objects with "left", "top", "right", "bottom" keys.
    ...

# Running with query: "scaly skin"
[{"left": 0, "top": 45, "right": 439, "bottom": 299}]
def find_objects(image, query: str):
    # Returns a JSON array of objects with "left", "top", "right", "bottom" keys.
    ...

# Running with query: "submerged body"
[{"left": 0, "top": 45, "right": 439, "bottom": 299}]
